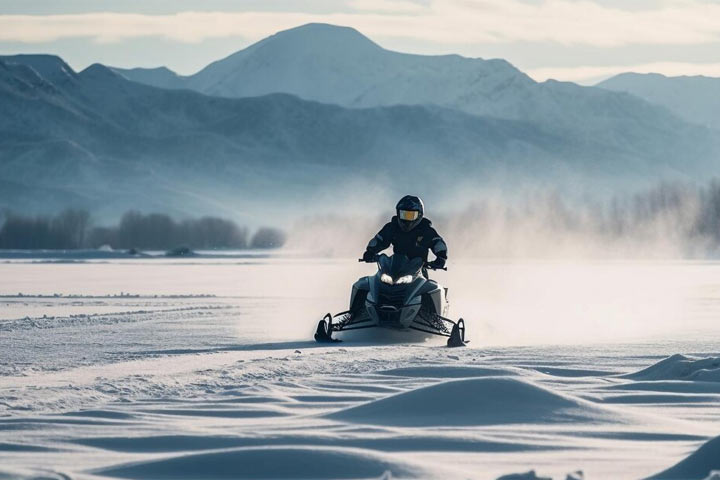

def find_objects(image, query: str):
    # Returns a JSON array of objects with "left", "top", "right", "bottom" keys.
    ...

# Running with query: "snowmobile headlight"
[
  {"left": 380, "top": 273, "right": 394, "bottom": 284},
  {"left": 395, "top": 275, "right": 414, "bottom": 284}
]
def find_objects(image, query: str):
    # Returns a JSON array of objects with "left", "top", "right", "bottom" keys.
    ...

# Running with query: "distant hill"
[{"left": 598, "top": 72, "right": 720, "bottom": 130}]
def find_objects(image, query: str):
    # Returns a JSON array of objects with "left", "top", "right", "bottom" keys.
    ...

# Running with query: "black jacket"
[{"left": 364, "top": 217, "right": 447, "bottom": 263}]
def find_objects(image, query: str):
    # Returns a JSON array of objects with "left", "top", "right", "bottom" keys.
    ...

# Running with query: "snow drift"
[
  {"left": 496, "top": 470, "right": 552, "bottom": 480},
  {"left": 626, "top": 354, "right": 720, "bottom": 382},
  {"left": 95, "top": 446, "right": 424, "bottom": 479},
  {"left": 327, "top": 377, "right": 617, "bottom": 427},
  {"left": 648, "top": 436, "right": 720, "bottom": 480}
]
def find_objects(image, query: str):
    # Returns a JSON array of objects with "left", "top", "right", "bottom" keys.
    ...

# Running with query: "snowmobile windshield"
[{"left": 378, "top": 254, "right": 424, "bottom": 278}]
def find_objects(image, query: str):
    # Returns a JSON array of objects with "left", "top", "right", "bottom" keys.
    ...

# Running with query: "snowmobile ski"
[
  {"left": 314, "top": 313, "right": 341, "bottom": 343},
  {"left": 446, "top": 318, "right": 467, "bottom": 347}
]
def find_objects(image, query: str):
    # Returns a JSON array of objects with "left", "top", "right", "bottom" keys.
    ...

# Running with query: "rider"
[{"left": 361, "top": 195, "right": 447, "bottom": 276}]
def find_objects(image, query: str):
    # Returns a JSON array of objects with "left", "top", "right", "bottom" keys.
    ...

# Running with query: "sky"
[{"left": 1, "top": 0, "right": 720, "bottom": 84}]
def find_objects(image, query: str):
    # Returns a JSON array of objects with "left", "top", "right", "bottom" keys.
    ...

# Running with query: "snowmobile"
[{"left": 314, "top": 253, "right": 467, "bottom": 347}]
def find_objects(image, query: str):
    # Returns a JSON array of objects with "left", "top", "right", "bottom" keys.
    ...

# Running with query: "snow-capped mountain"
[
  {"left": 113, "top": 24, "right": 575, "bottom": 124},
  {"left": 115, "top": 23, "right": 717, "bottom": 160},
  {"left": 181, "top": 23, "right": 539, "bottom": 122},
  {"left": 598, "top": 72, "right": 720, "bottom": 130},
  {"left": 2, "top": 24, "right": 720, "bottom": 219}
]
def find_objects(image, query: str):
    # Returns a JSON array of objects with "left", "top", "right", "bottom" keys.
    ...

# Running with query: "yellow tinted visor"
[{"left": 398, "top": 210, "right": 419, "bottom": 221}]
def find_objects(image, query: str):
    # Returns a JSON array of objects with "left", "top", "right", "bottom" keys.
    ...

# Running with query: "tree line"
[{"left": 0, "top": 210, "right": 286, "bottom": 250}]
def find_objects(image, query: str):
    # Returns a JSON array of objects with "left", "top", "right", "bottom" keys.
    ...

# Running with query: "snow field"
[{"left": 2, "top": 260, "right": 720, "bottom": 479}]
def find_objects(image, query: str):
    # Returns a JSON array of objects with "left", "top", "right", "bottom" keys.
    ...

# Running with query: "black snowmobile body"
[{"left": 315, "top": 254, "right": 466, "bottom": 347}]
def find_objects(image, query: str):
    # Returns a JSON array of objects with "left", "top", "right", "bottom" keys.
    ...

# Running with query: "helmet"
[{"left": 396, "top": 195, "right": 424, "bottom": 232}]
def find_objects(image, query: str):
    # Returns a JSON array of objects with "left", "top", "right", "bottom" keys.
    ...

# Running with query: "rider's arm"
[
  {"left": 362, "top": 222, "right": 393, "bottom": 261},
  {"left": 427, "top": 226, "right": 448, "bottom": 268}
]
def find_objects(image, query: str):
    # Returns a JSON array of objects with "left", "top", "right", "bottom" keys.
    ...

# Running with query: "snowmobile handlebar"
[
  {"left": 427, "top": 264, "right": 448, "bottom": 271},
  {"left": 358, "top": 256, "right": 447, "bottom": 270}
]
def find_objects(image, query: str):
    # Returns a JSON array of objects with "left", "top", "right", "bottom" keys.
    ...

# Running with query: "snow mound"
[
  {"left": 648, "top": 436, "right": 720, "bottom": 479},
  {"left": 0, "top": 467, "right": 70, "bottom": 480},
  {"left": 496, "top": 469, "right": 583, "bottom": 480},
  {"left": 497, "top": 470, "right": 551, "bottom": 480},
  {"left": 328, "top": 377, "right": 615, "bottom": 427},
  {"left": 379, "top": 366, "right": 519, "bottom": 378},
  {"left": 626, "top": 354, "right": 720, "bottom": 382},
  {"left": 95, "top": 446, "right": 423, "bottom": 479}
]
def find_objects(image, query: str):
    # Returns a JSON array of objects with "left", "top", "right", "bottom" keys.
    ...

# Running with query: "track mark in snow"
[{"left": 0, "top": 305, "right": 231, "bottom": 332}]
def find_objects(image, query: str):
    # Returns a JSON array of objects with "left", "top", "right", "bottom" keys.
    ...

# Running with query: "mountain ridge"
[
  {"left": 2, "top": 24, "right": 720, "bottom": 220},
  {"left": 110, "top": 23, "right": 711, "bottom": 150},
  {"left": 598, "top": 72, "right": 720, "bottom": 130},
  {"left": 1, "top": 55, "right": 600, "bottom": 221}
]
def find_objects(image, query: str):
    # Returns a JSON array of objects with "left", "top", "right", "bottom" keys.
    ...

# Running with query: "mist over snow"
[{"left": 285, "top": 181, "right": 720, "bottom": 259}]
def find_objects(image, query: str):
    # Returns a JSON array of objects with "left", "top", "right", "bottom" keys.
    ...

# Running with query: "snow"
[
  {"left": 648, "top": 436, "right": 720, "bottom": 479},
  {"left": 2, "top": 257, "right": 720, "bottom": 479},
  {"left": 95, "top": 447, "right": 424, "bottom": 479},
  {"left": 328, "top": 377, "right": 621, "bottom": 427},
  {"left": 496, "top": 471, "right": 552, "bottom": 480},
  {"left": 624, "top": 354, "right": 720, "bottom": 382},
  {"left": 378, "top": 365, "right": 521, "bottom": 378}
]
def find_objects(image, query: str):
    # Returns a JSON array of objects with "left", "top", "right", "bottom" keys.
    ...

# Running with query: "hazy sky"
[{"left": 1, "top": 0, "right": 719, "bottom": 84}]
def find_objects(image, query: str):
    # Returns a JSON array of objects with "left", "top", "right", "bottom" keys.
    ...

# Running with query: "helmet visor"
[{"left": 398, "top": 210, "right": 419, "bottom": 221}]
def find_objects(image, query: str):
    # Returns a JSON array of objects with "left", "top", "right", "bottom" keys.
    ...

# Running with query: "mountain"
[
  {"left": 183, "top": 23, "right": 534, "bottom": 122},
  {"left": 115, "top": 24, "right": 717, "bottom": 163},
  {"left": 111, "top": 66, "right": 187, "bottom": 90},
  {"left": 0, "top": 54, "right": 595, "bottom": 222},
  {"left": 3, "top": 25, "right": 720, "bottom": 221},
  {"left": 0, "top": 54, "right": 78, "bottom": 85},
  {"left": 597, "top": 72, "right": 720, "bottom": 130}
]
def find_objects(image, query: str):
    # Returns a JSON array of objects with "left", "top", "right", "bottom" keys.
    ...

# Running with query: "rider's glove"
[
  {"left": 362, "top": 250, "right": 376, "bottom": 262},
  {"left": 427, "top": 258, "right": 446, "bottom": 270}
]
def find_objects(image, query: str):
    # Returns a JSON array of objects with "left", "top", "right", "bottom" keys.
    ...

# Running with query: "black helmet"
[{"left": 396, "top": 195, "right": 424, "bottom": 232}]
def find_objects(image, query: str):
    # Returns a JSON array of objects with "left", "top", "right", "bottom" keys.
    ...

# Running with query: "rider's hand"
[
  {"left": 427, "top": 258, "right": 446, "bottom": 270},
  {"left": 362, "top": 251, "right": 376, "bottom": 262}
]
